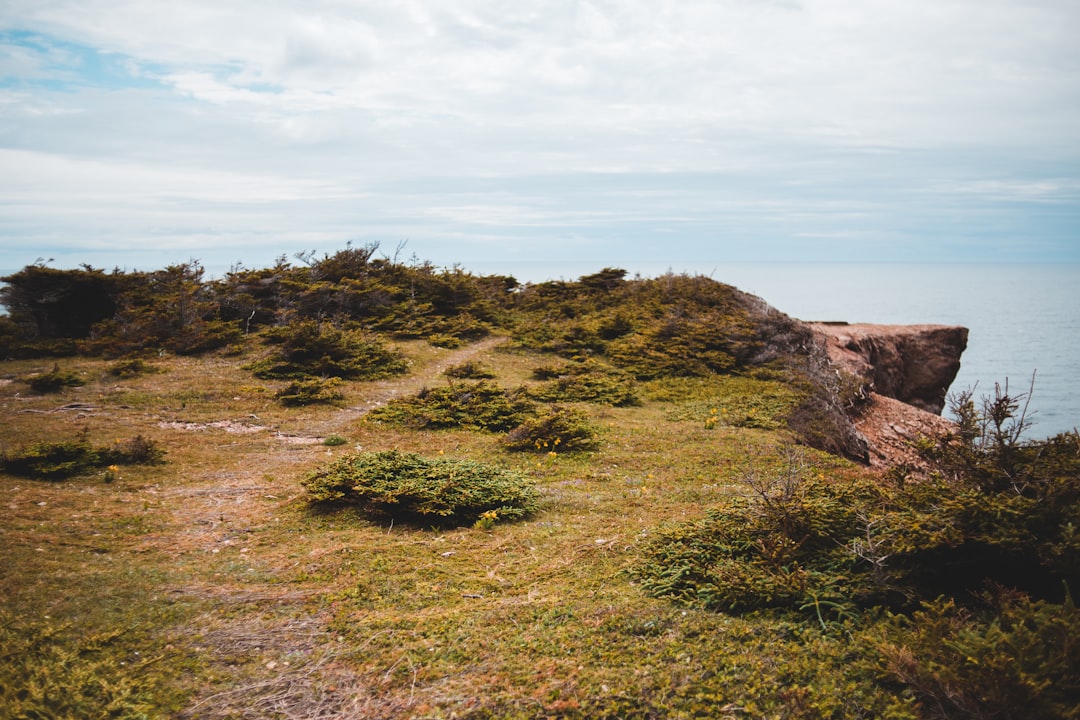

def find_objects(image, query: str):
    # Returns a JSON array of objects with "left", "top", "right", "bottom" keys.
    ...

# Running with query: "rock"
[
  {"left": 853, "top": 392, "right": 957, "bottom": 469},
  {"left": 811, "top": 322, "right": 969, "bottom": 414}
]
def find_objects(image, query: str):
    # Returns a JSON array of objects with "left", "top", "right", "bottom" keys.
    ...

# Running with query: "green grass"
[{"left": 1, "top": 338, "right": 1063, "bottom": 719}]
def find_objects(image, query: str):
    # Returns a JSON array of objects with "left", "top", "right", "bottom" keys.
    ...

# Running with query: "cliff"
[
  {"left": 812, "top": 323, "right": 969, "bottom": 414},
  {"left": 811, "top": 322, "right": 969, "bottom": 468}
]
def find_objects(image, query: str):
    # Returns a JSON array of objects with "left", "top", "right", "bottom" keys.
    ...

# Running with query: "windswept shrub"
[
  {"left": 1, "top": 434, "right": 99, "bottom": 480},
  {"left": 635, "top": 455, "right": 882, "bottom": 616},
  {"left": 105, "top": 358, "right": 162, "bottom": 378},
  {"left": 876, "top": 593, "right": 1080, "bottom": 720},
  {"left": 246, "top": 320, "right": 407, "bottom": 380},
  {"left": 504, "top": 406, "right": 600, "bottom": 453},
  {"left": 275, "top": 377, "right": 345, "bottom": 407},
  {"left": 99, "top": 435, "right": 165, "bottom": 466},
  {"left": 444, "top": 360, "right": 496, "bottom": 379},
  {"left": 2, "top": 431, "right": 164, "bottom": 480},
  {"left": 26, "top": 364, "right": 84, "bottom": 393},
  {"left": 366, "top": 381, "right": 536, "bottom": 432},
  {"left": 638, "top": 390, "right": 1080, "bottom": 719},
  {"left": 303, "top": 450, "right": 538, "bottom": 527},
  {"left": 527, "top": 360, "right": 639, "bottom": 406}
]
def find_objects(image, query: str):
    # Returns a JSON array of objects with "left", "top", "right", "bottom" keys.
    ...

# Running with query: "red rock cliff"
[
  {"left": 810, "top": 322, "right": 969, "bottom": 468},
  {"left": 812, "top": 323, "right": 969, "bottom": 414}
]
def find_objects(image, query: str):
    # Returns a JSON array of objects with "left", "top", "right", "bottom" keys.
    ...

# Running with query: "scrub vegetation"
[{"left": 1, "top": 247, "right": 1076, "bottom": 719}]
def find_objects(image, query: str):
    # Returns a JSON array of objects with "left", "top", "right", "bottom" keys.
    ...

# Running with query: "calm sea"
[{"left": 703, "top": 263, "right": 1080, "bottom": 439}]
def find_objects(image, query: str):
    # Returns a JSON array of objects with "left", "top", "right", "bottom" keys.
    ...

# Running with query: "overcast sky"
[{"left": 1, "top": 0, "right": 1078, "bottom": 281}]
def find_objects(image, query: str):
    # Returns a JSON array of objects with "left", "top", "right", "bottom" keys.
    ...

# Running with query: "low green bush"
[
  {"left": 0, "top": 612, "right": 185, "bottom": 719},
  {"left": 443, "top": 360, "right": 496, "bottom": 379},
  {"left": 275, "top": 377, "right": 345, "bottom": 406},
  {"left": 246, "top": 321, "right": 407, "bottom": 381},
  {"left": 636, "top": 389, "right": 1080, "bottom": 719},
  {"left": 26, "top": 364, "right": 84, "bottom": 393},
  {"left": 2, "top": 431, "right": 164, "bottom": 480},
  {"left": 504, "top": 406, "right": 600, "bottom": 453},
  {"left": 366, "top": 381, "right": 536, "bottom": 432},
  {"left": 303, "top": 449, "right": 538, "bottom": 527},
  {"left": 527, "top": 360, "right": 639, "bottom": 406},
  {"left": 876, "top": 593, "right": 1080, "bottom": 720},
  {"left": 105, "top": 358, "right": 162, "bottom": 378}
]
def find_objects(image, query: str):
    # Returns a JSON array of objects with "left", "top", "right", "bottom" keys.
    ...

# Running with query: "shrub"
[
  {"left": 2, "top": 431, "right": 164, "bottom": 480},
  {"left": 323, "top": 434, "right": 348, "bottom": 447},
  {"left": 366, "top": 381, "right": 536, "bottom": 432},
  {"left": 105, "top": 358, "right": 162, "bottom": 378},
  {"left": 99, "top": 435, "right": 166, "bottom": 466},
  {"left": 302, "top": 450, "right": 538, "bottom": 527},
  {"left": 527, "top": 361, "right": 639, "bottom": 406},
  {"left": 443, "top": 360, "right": 496, "bottom": 379},
  {"left": 504, "top": 406, "right": 600, "bottom": 453},
  {"left": 26, "top": 364, "right": 84, "bottom": 393},
  {"left": 275, "top": 378, "right": 345, "bottom": 407},
  {"left": 2, "top": 435, "right": 99, "bottom": 480},
  {"left": 637, "top": 389, "right": 1080, "bottom": 718},
  {"left": 246, "top": 320, "right": 407, "bottom": 381},
  {"left": 427, "top": 333, "right": 463, "bottom": 349},
  {"left": 876, "top": 593, "right": 1080, "bottom": 720}
]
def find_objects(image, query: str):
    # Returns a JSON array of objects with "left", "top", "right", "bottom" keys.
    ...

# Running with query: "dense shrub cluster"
[
  {"left": 0, "top": 612, "right": 181, "bottom": 719},
  {"left": 366, "top": 381, "right": 536, "bottom": 432},
  {"left": 528, "top": 360, "right": 639, "bottom": 406},
  {"left": 274, "top": 378, "right": 345, "bottom": 406},
  {"left": 245, "top": 320, "right": 407, "bottom": 381},
  {"left": 1, "top": 253, "right": 864, "bottom": 457},
  {"left": 636, "top": 391, "right": 1080, "bottom": 719},
  {"left": 25, "top": 364, "right": 85, "bottom": 393},
  {"left": 2, "top": 431, "right": 165, "bottom": 480},
  {"left": 0, "top": 246, "right": 513, "bottom": 359},
  {"left": 503, "top": 406, "right": 600, "bottom": 453},
  {"left": 443, "top": 360, "right": 496, "bottom": 379},
  {"left": 366, "top": 381, "right": 603, "bottom": 453},
  {"left": 509, "top": 270, "right": 780, "bottom": 378},
  {"left": 303, "top": 450, "right": 538, "bottom": 527}
]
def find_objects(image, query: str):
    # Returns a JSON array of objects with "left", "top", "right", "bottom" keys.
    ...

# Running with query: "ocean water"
[{"left": 702, "top": 263, "right": 1080, "bottom": 439}]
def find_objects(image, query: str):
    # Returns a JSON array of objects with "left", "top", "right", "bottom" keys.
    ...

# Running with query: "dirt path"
[
  {"left": 310, "top": 334, "right": 508, "bottom": 436},
  {"left": 148, "top": 336, "right": 510, "bottom": 716}
]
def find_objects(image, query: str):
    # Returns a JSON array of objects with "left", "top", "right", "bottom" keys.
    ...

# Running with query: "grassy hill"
[{"left": 1, "top": 252, "right": 1076, "bottom": 719}]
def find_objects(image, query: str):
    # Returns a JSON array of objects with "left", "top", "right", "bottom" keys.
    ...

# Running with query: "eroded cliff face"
[
  {"left": 810, "top": 322, "right": 969, "bottom": 469},
  {"left": 812, "top": 323, "right": 969, "bottom": 414}
]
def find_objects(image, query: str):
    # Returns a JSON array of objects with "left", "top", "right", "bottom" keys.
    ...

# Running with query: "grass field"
[{"left": 1, "top": 337, "right": 916, "bottom": 718}]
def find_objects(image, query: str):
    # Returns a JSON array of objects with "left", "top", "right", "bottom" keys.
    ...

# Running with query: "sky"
[{"left": 1, "top": 0, "right": 1078, "bottom": 282}]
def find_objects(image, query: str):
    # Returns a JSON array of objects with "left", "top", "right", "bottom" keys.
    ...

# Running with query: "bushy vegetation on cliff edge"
[
  {"left": 0, "top": 246, "right": 866, "bottom": 459},
  {"left": 636, "top": 384, "right": 1080, "bottom": 720},
  {"left": 2, "top": 249, "right": 1075, "bottom": 718}
]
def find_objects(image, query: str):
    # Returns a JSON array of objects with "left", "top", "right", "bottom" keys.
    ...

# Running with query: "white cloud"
[{"left": 0, "top": 0, "right": 1078, "bottom": 273}]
